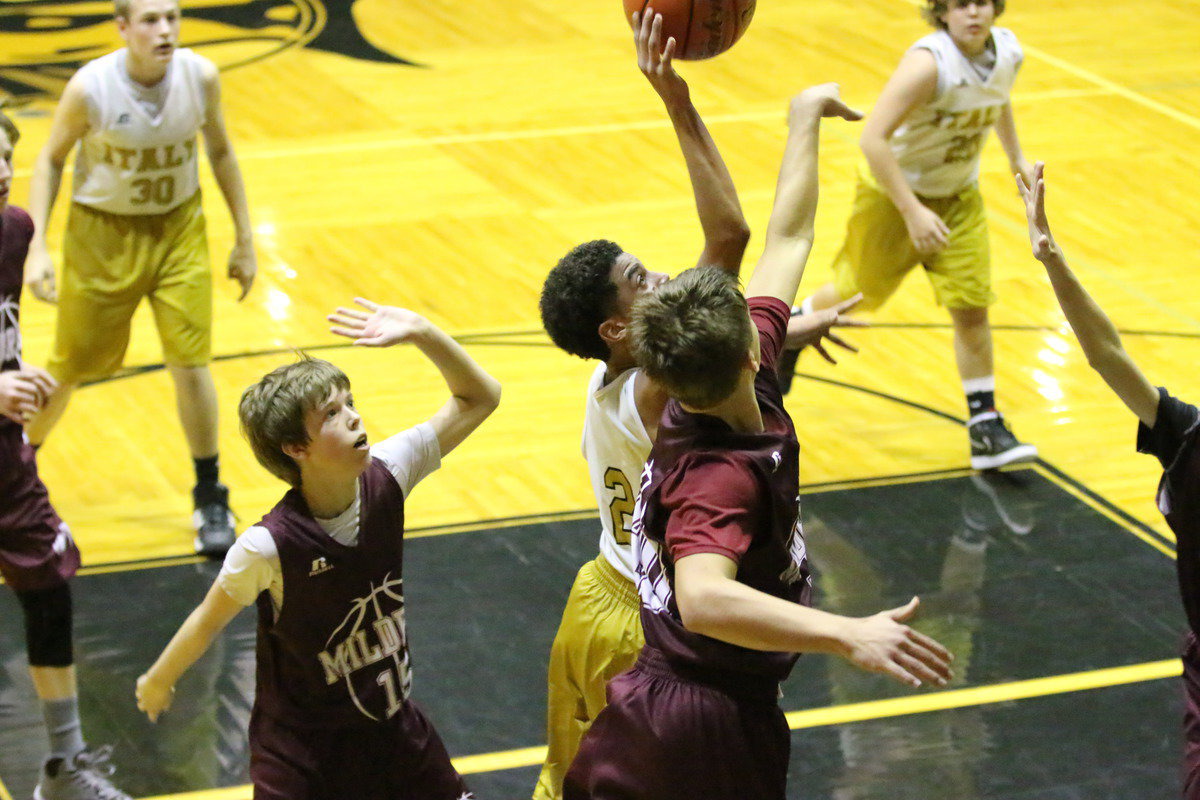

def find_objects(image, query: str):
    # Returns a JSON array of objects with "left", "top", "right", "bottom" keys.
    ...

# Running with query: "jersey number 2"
[{"left": 604, "top": 467, "right": 635, "bottom": 545}]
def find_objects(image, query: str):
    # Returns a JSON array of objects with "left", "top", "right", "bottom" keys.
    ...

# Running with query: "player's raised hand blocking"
[
  {"left": 843, "top": 597, "right": 953, "bottom": 689},
  {"left": 633, "top": 8, "right": 684, "bottom": 104},
  {"left": 791, "top": 83, "right": 864, "bottom": 124},
  {"left": 328, "top": 299, "right": 431, "bottom": 347},
  {"left": 1016, "top": 161, "right": 1060, "bottom": 264}
]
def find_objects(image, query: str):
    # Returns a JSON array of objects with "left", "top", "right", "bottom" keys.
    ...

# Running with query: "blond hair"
[
  {"left": 630, "top": 267, "right": 752, "bottom": 410},
  {"left": 239, "top": 356, "right": 351, "bottom": 487}
]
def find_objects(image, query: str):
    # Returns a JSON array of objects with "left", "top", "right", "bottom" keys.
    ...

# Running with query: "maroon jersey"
[
  {"left": 631, "top": 296, "right": 812, "bottom": 682},
  {"left": 253, "top": 458, "right": 413, "bottom": 729},
  {"left": 1137, "top": 387, "right": 1200, "bottom": 635},
  {"left": 0, "top": 206, "right": 34, "bottom": 437}
]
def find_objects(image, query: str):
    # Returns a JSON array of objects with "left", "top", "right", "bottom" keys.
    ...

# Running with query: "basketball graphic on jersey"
[
  {"left": 0, "top": 0, "right": 414, "bottom": 101},
  {"left": 0, "top": 297, "right": 20, "bottom": 371},
  {"left": 316, "top": 572, "right": 412, "bottom": 722}
]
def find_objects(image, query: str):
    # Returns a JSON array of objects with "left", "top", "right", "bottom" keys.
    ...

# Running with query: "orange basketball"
[{"left": 623, "top": 0, "right": 756, "bottom": 60}]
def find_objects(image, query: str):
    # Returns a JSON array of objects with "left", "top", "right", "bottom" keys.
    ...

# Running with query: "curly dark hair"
[
  {"left": 922, "top": 0, "right": 1005, "bottom": 29},
  {"left": 539, "top": 239, "right": 623, "bottom": 361}
]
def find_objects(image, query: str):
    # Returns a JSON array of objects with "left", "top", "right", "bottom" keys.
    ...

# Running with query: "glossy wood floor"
[
  {"left": 1, "top": 0, "right": 1199, "bottom": 795},
  {"left": 4, "top": 0, "right": 1198, "bottom": 564}
]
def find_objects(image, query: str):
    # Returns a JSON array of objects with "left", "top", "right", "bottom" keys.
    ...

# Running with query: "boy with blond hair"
[{"left": 136, "top": 299, "right": 499, "bottom": 799}]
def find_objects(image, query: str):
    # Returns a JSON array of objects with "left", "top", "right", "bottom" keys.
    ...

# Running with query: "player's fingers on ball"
[{"left": 663, "top": 36, "right": 676, "bottom": 62}]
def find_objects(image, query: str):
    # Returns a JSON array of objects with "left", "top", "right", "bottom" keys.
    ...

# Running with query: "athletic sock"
[
  {"left": 42, "top": 696, "right": 85, "bottom": 761},
  {"left": 963, "top": 376, "right": 996, "bottom": 421},
  {"left": 193, "top": 455, "right": 220, "bottom": 488}
]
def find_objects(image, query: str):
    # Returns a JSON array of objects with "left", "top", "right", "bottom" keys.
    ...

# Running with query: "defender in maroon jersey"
[
  {"left": 563, "top": 87, "right": 953, "bottom": 800},
  {"left": 0, "top": 112, "right": 131, "bottom": 800},
  {"left": 1017, "top": 162, "right": 1200, "bottom": 799},
  {"left": 136, "top": 299, "right": 500, "bottom": 799}
]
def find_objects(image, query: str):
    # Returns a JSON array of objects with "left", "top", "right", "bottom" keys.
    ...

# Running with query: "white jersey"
[
  {"left": 890, "top": 27, "right": 1023, "bottom": 198},
  {"left": 582, "top": 363, "right": 653, "bottom": 582},
  {"left": 72, "top": 48, "right": 208, "bottom": 215}
]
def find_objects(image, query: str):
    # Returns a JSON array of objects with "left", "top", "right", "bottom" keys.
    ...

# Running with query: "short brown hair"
[
  {"left": 922, "top": 0, "right": 1005, "bottom": 29},
  {"left": 0, "top": 110, "right": 19, "bottom": 147},
  {"left": 630, "top": 267, "right": 752, "bottom": 410},
  {"left": 114, "top": 0, "right": 132, "bottom": 18},
  {"left": 238, "top": 356, "right": 351, "bottom": 487}
]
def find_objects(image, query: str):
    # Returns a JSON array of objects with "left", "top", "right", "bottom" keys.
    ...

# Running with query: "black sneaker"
[
  {"left": 34, "top": 746, "right": 131, "bottom": 800},
  {"left": 968, "top": 414, "right": 1037, "bottom": 471},
  {"left": 193, "top": 482, "right": 236, "bottom": 558}
]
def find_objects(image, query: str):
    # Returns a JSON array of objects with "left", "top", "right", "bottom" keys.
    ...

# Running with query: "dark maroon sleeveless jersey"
[
  {"left": 1137, "top": 387, "right": 1200, "bottom": 636},
  {"left": 253, "top": 458, "right": 414, "bottom": 729},
  {"left": 631, "top": 296, "right": 813, "bottom": 682},
  {"left": 0, "top": 206, "right": 34, "bottom": 442}
]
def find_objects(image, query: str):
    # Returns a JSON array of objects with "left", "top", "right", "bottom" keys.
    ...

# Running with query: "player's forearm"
[
  {"left": 679, "top": 573, "right": 852, "bottom": 656},
  {"left": 994, "top": 104, "right": 1028, "bottom": 175},
  {"left": 1039, "top": 250, "right": 1129, "bottom": 377},
  {"left": 208, "top": 147, "right": 253, "bottom": 245},
  {"left": 743, "top": 103, "right": 821, "bottom": 302},
  {"left": 26, "top": 151, "right": 65, "bottom": 249},
  {"left": 411, "top": 322, "right": 501, "bottom": 412},
  {"left": 143, "top": 604, "right": 229, "bottom": 690},
  {"left": 860, "top": 134, "right": 922, "bottom": 217},
  {"left": 663, "top": 99, "right": 750, "bottom": 272}
]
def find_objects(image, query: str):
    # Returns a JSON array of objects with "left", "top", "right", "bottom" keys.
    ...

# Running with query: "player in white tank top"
[
  {"left": 891, "top": 26, "right": 1023, "bottom": 199},
  {"left": 582, "top": 363, "right": 652, "bottom": 582},
  {"left": 800, "top": 0, "right": 1038, "bottom": 472},
  {"left": 23, "top": 0, "right": 257, "bottom": 557},
  {"left": 71, "top": 47, "right": 208, "bottom": 215}
]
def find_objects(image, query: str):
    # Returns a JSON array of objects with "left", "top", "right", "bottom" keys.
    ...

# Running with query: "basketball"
[{"left": 623, "top": 0, "right": 757, "bottom": 60}]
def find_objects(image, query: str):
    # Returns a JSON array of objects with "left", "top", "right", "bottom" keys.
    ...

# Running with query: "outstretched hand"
[
  {"left": 1016, "top": 161, "right": 1059, "bottom": 263},
  {"left": 785, "top": 294, "right": 868, "bottom": 364},
  {"left": 791, "top": 83, "right": 864, "bottom": 124},
  {"left": 633, "top": 8, "right": 685, "bottom": 104},
  {"left": 328, "top": 298, "right": 430, "bottom": 347},
  {"left": 844, "top": 597, "right": 953, "bottom": 689}
]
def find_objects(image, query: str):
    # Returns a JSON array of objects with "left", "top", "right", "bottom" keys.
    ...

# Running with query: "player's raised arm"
[
  {"left": 633, "top": 8, "right": 749, "bottom": 275},
  {"left": 744, "top": 85, "right": 862, "bottom": 305},
  {"left": 24, "top": 75, "right": 90, "bottom": 303},
  {"left": 136, "top": 580, "right": 245, "bottom": 722},
  {"left": 674, "top": 553, "right": 952, "bottom": 689},
  {"left": 328, "top": 299, "right": 501, "bottom": 456},
  {"left": 1018, "top": 163, "right": 1158, "bottom": 426},
  {"left": 199, "top": 59, "right": 256, "bottom": 301}
]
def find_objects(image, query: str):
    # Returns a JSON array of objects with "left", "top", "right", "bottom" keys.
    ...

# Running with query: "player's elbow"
[{"left": 675, "top": 578, "right": 727, "bottom": 637}]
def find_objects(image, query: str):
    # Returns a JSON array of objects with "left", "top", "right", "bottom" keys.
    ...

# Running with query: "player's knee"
[{"left": 16, "top": 583, "right": 74, "bottom": 667}]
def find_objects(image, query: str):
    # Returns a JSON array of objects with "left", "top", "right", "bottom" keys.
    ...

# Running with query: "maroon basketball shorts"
[
  {"left": 563, "top": 647, "right": 789, "bottom": 800},
  {"left": 249, "top": 698, "right": 474, "bottom": 800},
  {"left": 1183, "top": 632, "right": 1200, "bottom": 799},
  {"left": 0, "top": 431, "right": 79, "bottom": 592}
]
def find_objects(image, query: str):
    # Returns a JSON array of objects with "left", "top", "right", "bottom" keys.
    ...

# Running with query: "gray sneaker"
[{"left": 33, "top": 747, "right": 131, "bottom": 800}]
